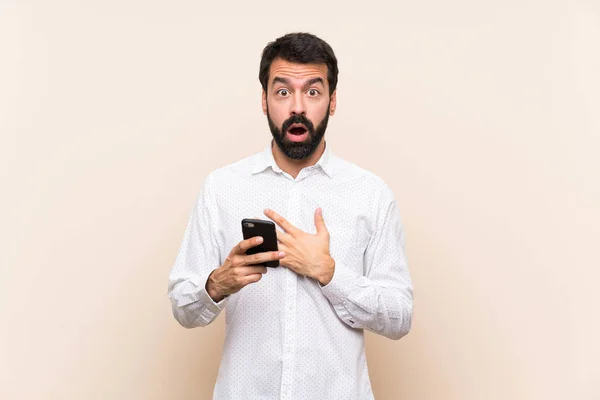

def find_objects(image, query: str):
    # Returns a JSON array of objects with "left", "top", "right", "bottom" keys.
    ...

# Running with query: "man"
[{"left": 168, "top": 32, "right": 413, "bottom": 400}]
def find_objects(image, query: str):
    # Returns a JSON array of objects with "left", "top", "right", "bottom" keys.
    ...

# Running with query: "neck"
[{"left": 271, "top": 139, "right": 326, "bottom": 179}]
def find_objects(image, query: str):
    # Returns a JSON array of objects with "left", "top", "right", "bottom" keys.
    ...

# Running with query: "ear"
[
  {"left": 262, "top": 90, "right": 267, "bottom": 115},
  {"left": 329, "top": 90, "right": 337, "bottom": 116}
]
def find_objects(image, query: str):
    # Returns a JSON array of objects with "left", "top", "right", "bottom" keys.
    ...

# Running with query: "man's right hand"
[{"left": 205, "top": 236, "right": 285, "bottom": 302}]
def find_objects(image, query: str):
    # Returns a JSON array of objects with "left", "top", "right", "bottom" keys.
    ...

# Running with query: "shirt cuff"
[
  {"left": 199, "top": 275, "right": 228, "bottom": 316},
  {"left": 319, "top": 260, "right": 360, "bottom": 306}
]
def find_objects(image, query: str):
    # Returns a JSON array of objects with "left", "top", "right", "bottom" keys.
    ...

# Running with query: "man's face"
[{"left": 262, "top": 58, "right": 337, "bottom": 160}]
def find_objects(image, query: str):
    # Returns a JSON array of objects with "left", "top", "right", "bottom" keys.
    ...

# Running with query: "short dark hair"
[{"left": 259, "top": 32, "right": 339, "bottom": 96}]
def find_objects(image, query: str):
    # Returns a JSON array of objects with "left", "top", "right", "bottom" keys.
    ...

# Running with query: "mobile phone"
[{"left": 241, "top": 218, "right": 280, "bottom": 267}]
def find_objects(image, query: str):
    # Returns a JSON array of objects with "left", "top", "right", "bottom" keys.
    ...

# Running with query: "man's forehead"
[{"left": 269, "top": 59, "right": 328, "bottom": 84}]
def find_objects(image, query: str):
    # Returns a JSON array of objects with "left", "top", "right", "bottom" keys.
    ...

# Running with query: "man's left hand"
[{"left": 263, "top": 207, "right": 335, "bottom": 286}]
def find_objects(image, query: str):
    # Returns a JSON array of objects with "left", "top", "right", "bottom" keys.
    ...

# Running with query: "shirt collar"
[{"left": 251, "top": 139, "right": 334, "bottom": 178}]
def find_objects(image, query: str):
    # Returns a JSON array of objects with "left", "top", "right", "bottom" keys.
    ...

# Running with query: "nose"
[{"left": 290, "top": 92, "right": 306, "bottom": 116}]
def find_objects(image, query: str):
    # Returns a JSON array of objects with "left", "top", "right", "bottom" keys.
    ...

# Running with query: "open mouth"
[
  {"left": 287, "top": 124, "right": 308, "bottom": 135},
  {"left": 285, "top": 125, "right": 309, "bottom": 142},
  {"left": 284, "top": 123, "right": 310, "bottom": 142}
]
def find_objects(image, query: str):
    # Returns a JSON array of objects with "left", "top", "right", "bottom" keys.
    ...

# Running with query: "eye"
[
  {"left": 277, "top": 89, "right": 290, "bottom": 97},
  {"left": 307, "top": 89, "right": 319, "bottom": 97}
]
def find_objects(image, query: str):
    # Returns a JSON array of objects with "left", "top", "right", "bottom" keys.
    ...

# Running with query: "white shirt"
[{"left": 168, "top": 140, "right": 413, "bottom": 400}]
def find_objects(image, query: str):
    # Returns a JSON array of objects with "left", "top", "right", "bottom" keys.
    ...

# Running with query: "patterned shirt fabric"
[{"left": 168, "top": 140, "right": 413, "bottom": 400}]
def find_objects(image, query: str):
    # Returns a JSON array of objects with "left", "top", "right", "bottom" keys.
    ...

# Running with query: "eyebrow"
[
  {"left": 271, "top": 76, "right": 325, "bottom": 89},
  {"left": 304, "top": 77, "right": 324, "bottom": 87},
  {"left": 272, "top": 77, "right": 291, "bottom": 86}
]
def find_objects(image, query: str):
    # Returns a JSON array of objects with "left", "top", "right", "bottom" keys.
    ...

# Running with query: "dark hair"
[{"left": 259, "top": 32, "right": 339, "bottom": 96}]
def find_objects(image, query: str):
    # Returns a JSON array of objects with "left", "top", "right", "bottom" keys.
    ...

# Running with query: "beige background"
[{"left": 1, "top": 1, "right": 599, "bottom": 399}]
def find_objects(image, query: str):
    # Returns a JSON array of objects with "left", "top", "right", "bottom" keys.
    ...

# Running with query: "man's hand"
[
  {"left": 263, "top": 207, "right": 335, "bottom": 286},
  {"left": 205, "top": 236, "right": 286, "bottom": 302}
]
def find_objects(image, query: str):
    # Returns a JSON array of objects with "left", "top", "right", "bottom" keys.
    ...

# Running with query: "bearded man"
[{"left": 168, "top": 32, "right": 414, "bottom": 400}]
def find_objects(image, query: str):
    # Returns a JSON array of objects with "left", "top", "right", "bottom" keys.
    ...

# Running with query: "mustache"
[{"left": 281, "top": 114, "right": 315, "bottom": 133}]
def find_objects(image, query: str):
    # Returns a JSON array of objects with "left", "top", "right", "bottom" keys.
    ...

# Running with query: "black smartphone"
[{"left": 241, "top": 218, "right": 280, "bottom": 267}]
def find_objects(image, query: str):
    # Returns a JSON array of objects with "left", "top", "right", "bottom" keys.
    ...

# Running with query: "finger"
[
  {"left": 276, "top": 229, "right": 293, "bottom": 245},
  {"left": 314, "top": 207, "right": 328, "bottom": 236},
  {"left": 277, "top": 243, "right": 289, "bottom": 253},
  {"left": 240, "top": 266, "right": 268, "bottom": 275},
  {"left": 264, "top": 208, "right": 300, "bottom": 236},
  {"left": 233, "top": 236, "right": 264, "bottom": 255},
  {"left": 242, "top": 273, "right": 263, "bottom": 286},
  {"left": 242, "top": 250, "right": 285, "bottom": 266}
]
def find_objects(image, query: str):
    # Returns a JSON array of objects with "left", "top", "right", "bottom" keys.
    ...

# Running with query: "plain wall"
[{"left": 1, "top": 1, "right": 598, "bottom": 399}]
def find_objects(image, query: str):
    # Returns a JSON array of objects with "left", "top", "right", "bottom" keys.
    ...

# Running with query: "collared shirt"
[{"left": 168, "top": 140, "right": 413, "bottom": 400}]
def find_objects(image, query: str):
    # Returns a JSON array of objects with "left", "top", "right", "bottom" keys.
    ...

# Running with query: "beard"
[{"left": 267, "top": 104, "right": 330, "bottom": 160}]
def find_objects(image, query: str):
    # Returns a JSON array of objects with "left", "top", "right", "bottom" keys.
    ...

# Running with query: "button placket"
[{"left": 280, "top": 182, "right": 298, "bottom": 400}]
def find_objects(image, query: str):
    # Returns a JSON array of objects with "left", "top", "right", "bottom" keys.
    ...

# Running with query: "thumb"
[{"left": 314, "top": 207, "right": 328, "bottom": 236}]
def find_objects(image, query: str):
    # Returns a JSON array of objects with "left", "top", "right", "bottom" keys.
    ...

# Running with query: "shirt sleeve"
[
  {"left": 319, "top": 183, "right": 413, "bottom": 340},
  {"left": 167, "top": 173, "right": 228, "bottom": 328}
]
